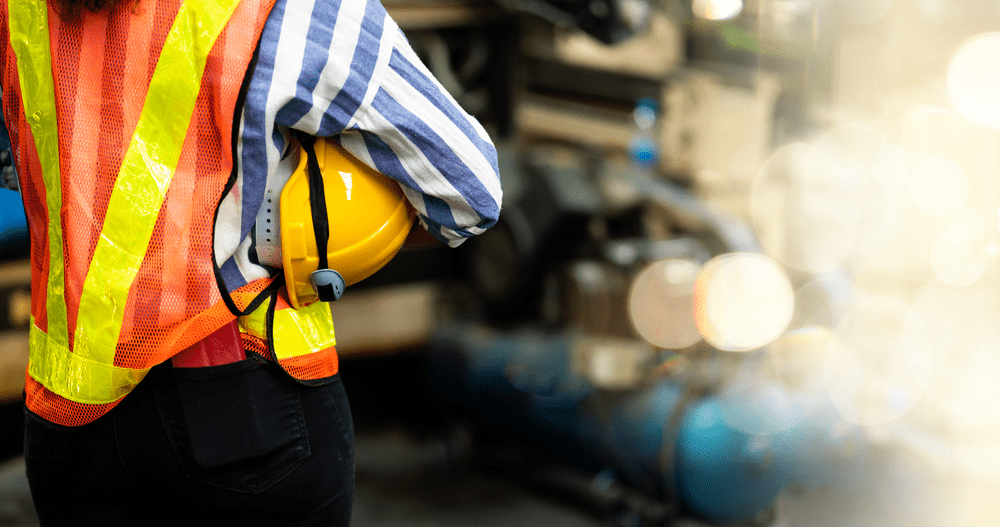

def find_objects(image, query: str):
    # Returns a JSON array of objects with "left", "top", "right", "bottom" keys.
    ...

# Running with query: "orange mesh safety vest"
[{"left": 2, "top": 0, "right": 339, "bottom": 427}]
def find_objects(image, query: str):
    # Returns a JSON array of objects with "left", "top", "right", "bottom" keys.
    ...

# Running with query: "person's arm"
[
  {"left": 337, "top": 23, "right": 502, "bottom": 248},
  {"left": 271, "top": 0, "right": 502, "bottom": 247}
]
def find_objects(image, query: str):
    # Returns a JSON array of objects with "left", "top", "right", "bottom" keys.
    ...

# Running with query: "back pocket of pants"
[{"left": 152, "top": 359, "right": 310, "bottom": 494}]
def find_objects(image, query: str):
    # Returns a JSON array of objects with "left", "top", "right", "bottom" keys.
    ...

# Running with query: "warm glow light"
[
  {"left": 768, "top": 326, "right": 835, "bottom": 396},
  {"left": 815, "top": 125, "right": 902, "bottom": 262},
  {"left": 857, "top": 182, "right": 903, "bottom": 256},
  {"left": 899, "top": 106, "right": 985, "bottom": 166},
  {"left": 845, "top": 0, "right": 893, "bottom": 24},
  {"left": 751, "top": 142, "right": 861, "bottom": 274},
  {"left": 694, "top": 253, "right": 794, "bottom": 352},
  {"left": 914, "top": 277, "right": 1000, "bottom": 436},
  {"left": 692, "top": 0, "right": 743, "bottom": 21},
  {"left": 790, "top": 273, "right": 863, "bottom": 330},
  {"left": 930, "top": 225, "right": 988, "bottom": 287},
  {"left": 872, "top": 144, "right": 911, "bottom": 189},
  {"left": 832, "top": 0, "right": 894, "bottom": 25},
  {"left": 947, "top": 33, "right": 1000, "bottom": 130},
  {"left": 628, "top": 259, "right": 702, "bottom": 349},
  {"left": 814, "top": 123, "right": 887, "bottom": 181},
  {"left": 719, "top": 326, "right": 834, "bottom": 435},
  {"left": 909, "top": 156, "right": 969, "bottom": 217},
  {"left": 824, "top": 297, "right": 934, "bottom": 427},
  {"left": 719, "top": 376, "right": 809, "bottom": 435}
]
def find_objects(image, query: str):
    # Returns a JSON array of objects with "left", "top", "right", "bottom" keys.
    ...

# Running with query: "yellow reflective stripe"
[
  {"left": 73, "top": 0, "right": 242, "bottom": 368},
  {"left": 239, "top": 297, "right": 337, "bottom": 361},
  {"left": 9, "top": 0, "right": 69, "bottom": 351},
  {"left": 238, "top": 295, "right": 271, "bottom": 341},
  {"left": 28, "top": 318, "right": 146, "bottom": 404},
  {"left": 273, "top": 301, "right": 336, "bottom": 359}
]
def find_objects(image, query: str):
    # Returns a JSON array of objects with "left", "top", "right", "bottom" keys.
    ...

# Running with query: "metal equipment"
[{"left": 426, "top": 323, "right": 861, "bottom": 524}]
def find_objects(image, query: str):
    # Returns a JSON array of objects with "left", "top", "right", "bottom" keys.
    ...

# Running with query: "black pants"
[{"left": 23, "top": 357, "right": 355, "bottom": 526}]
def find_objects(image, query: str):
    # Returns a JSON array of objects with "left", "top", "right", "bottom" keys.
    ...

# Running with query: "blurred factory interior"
[{"left": 3, "top": 0, "right": 1000, "bottom": 525}]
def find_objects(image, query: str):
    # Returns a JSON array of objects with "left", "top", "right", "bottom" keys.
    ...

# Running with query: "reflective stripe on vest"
[
  {"left": 11, "top": 0, "right": 242, "bottom": 404},
  {"left": 9, "top": 0, "right": 69, "bottom": 357},
  {"left": 239, "top": 293, "right": 337, "bottom": 364}
]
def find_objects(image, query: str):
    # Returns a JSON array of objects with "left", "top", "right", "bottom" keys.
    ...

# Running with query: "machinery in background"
[
  {"left": 0, "top": 114, "right": 27, "bottom": 261},
  {"left": 338, "top": 2, "right": 860, "bottom": 525},
  {"left": 0, "top": 111, "right": 30, "bottom": 335},
  {"left": 0, "top": 113, "right": 30, "bottom": 459},
  {"left": 426, "top": 325, "right": 860, "bottom": 525},
  {"left": 400, "top": 142, "right": 864, "bottom": 526},
  {"left": 493, "top": 0, "right": 654, "bottom": 44},
  {"left": 0, "top": 185, "right": 27, "bottom": 261}
]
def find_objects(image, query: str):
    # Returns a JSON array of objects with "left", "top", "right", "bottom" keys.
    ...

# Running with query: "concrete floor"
[
  {"left": 2, "top": 420, "right": 990, "bottom": 527},
  {"left": 0, "top": 458, "right": 35, "bottom": 527}
]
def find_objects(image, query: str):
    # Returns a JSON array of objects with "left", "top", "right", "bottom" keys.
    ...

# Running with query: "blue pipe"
[
  {"left": 426, "top": 323, "right": 853, "bottom": 523},
  {"left": 0, "top": 188, "right": 28, "bottom": 259}
]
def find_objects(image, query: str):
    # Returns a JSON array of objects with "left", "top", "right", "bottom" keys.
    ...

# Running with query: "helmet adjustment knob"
[{"left": 310, "top": 269, "right": 346, "bottom": 302}]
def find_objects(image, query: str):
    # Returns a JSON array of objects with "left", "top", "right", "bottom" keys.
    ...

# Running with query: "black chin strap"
[
  {"left": 297, "top": 134, "right": 329, "bottom": 272},
  {"left": 295, "top": 134, "right": 344, "bottom": 302}
]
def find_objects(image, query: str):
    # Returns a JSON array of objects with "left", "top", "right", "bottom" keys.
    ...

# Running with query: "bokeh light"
[
  {"left": 789, "top": 273, "right": 863, "bottom": 330},
  {"left": 768, "top": 326, "right": 836, "bottom": 400},
  {"left": 913, "top": 275, "right": 1000, "bottom": 436},
  {"left": 813, "top": 125, "right": 901, "bottom": 263},
  {"left": 909, "top": 156, "right": 969, "bottom": 217},
  {"left": 692, "top": 0, "right": 743, "bottom": 21},
  {"left": 836, "top": 0, "right": 894, "bottom": 25},
  {"left": 898, "top": 106, "right": 991, "bottom": 170},
  {"left": 814, "top": 123, "right": 888, "bottom": 181},
  {"left": 854, "top": 181, "right": 905, "bottom": 270},
  {"left": 694, "top": 253, "right": 794, "bottom": 352},
  {"left": 720, "top": 376, "right": 810, "bottom": 435},
  {"left": 824, "top": 296, "right": 934, "bottom": 427},
  {"left": 872, "top": 144, "right": 911, "bottom": 189},
  {"left": 628, "top": 259, "right": 702, "bottom": 349},
  {"left": 718, "top": 326, "right": 839, "bottom": 435},
  {"left": 947, "top": 33, "right": 1000, "bottom": 130},
  {"left": 929, "top": 223, "right": 989, "bottom": 287},
  {"left": 751, "top": 142, "right": 861, "bottom": 274}
]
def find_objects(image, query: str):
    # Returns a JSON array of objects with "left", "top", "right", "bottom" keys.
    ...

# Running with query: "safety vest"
[{"left": 2, "top": 0, "right": 338, "bottom": 427}]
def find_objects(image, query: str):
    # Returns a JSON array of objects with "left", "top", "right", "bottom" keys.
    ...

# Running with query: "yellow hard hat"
[{"left": 280, "top": 136, "right": 415, "bottom": 309}]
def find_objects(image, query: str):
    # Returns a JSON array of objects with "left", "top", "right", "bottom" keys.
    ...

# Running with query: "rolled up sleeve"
[
  {"left": 269, "top": 0, "right": 502, "bottom": 247},
  {"left": 335, "top": 26, "right": 502, "bottom": 247}
]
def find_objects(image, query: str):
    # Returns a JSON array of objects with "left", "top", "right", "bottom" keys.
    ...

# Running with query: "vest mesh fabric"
[{"left": 2, "top": 0, "right": 279, "bottom": 426}]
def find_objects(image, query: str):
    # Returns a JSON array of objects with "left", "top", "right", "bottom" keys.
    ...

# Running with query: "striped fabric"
[{"left": 214, "top": 0, "right": 502, "bottom": 293}]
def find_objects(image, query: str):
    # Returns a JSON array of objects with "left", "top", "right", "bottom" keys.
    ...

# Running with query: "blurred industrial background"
[{"left": 3, "top": 0, "right": 1000, "bottom": 525}]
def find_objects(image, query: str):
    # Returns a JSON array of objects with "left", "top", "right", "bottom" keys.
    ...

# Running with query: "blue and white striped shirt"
[{"left": 214, "top": 0, "right": 502, "bottom": 291}]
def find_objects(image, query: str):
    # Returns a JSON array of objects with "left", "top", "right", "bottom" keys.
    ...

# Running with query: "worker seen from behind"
[{"left": 1, "top": 0, "right": 502, "bottom": 523}]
